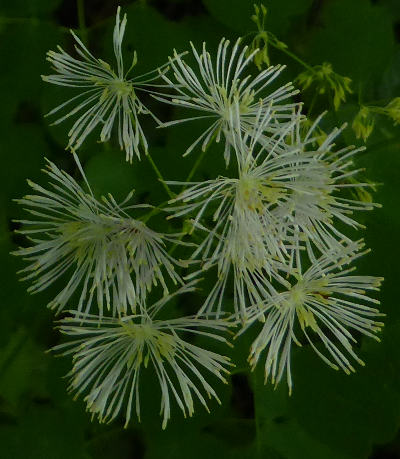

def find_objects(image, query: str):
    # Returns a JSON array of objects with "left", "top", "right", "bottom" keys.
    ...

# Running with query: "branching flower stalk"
[
  {"left": 353, "top": 97, "right": 400, "bottom": 141},
  {"left": 295, "top": 62, "right": 353, "bottom": 111}
]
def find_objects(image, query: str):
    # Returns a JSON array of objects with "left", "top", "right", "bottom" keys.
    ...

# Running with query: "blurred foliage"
[{"left": 0, "top": 0, "right": 399, "bottom": 458}]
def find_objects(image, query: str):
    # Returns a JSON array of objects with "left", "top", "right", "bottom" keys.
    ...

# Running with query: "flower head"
[
  {"left": 13, "top": 157, "right": 184, "bottom": 316},
  {"left": 156, "top": 37, "right": 298, "bottom": 164},
  {"left": 240, "top": 244, "right": 384, "bottom": 393},
  {"left": 272, "top": 112, "right": 380, "bottom": 268},
  {"left": 53, "top": 286, "right": 233, "bottom": 429},
  {"left": 42, "top": 7, "right": 162, "bottom": 161},
  {"left": 168, "top": 109, "right": 313, "bottom": 320}
]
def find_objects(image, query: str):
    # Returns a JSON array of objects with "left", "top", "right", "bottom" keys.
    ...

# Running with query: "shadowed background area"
[{"left": 0, "top": 0, "right": 400, "bottom": 458}]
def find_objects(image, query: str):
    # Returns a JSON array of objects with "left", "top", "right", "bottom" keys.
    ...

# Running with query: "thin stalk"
[
  {"left": 146, "top": 151, "right": 175, "bottom": 199},
  {"left": 77, "top": 0, "right": 88, "bottom": 45},
  {"left": 270, "top": 41, "right": 315, "bottom": 72},
  {"left": 140, "top": 199, "right": 170, "bottom": 224},
  {"left": 168, "top": 147, "right": 213, "bottom": 253},
  {"left": 72, "top": 152, "right": 94, "bottom": 198},
  {"left": 168, "top": 234, "right": 184, "bottom": 256},
  {"left": 183, "top": 147, "right": 209, "bottom": 190},
  {"left": 307, "top": 92, "right": 318, "bottom": 118}
]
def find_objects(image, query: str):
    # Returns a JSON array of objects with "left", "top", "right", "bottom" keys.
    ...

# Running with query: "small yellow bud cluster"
[
  {"left": 352, "top": 97, "right": 400, "bottom": 142},
  {"left": 296, "top": 62, "right": 353, "bottom": 111},
  {"left": 352, "top": 106, "right": 375, "bottom": 142}
]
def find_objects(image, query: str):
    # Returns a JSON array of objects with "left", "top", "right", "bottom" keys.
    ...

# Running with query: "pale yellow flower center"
[
  {"left": 236, "top": 175, "right": 286, "bottom": 213},
  {"left": 283, "top": 279, "right": 331, "bottom": 332},
  {"left": 123, "top": 321, "right": 176, "bottom": 368},
  {"left": 208, "top": 85, "right": 255, "bottom": 121},
  {"left": 110, "top": 79, "right": 134, "bottom": 97}
]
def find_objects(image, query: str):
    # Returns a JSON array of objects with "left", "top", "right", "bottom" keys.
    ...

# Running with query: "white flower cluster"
[
  {"left": 14, "top": 7, "right": 383, "bottom": 428},
  {"left": 13, "top": 155, "right": 233, "bottom": 428}
]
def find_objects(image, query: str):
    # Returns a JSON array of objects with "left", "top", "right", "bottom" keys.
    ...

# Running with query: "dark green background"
[{"left": 1, "top": 0, "right": 400, "bottom": 458}]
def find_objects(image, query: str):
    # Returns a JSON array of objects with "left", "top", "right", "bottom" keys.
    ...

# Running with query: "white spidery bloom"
[
  {"left": 168, "top": 107, "right": 314, "bottom": 320},
  {"left": 42, "top": 7, "right": 164, "bottom": 162},
  {"left": 155, "top": 37, "right": 299, "bottom": 164},
  {"left": 239, "top": 243, "right": 384, "bottom": 394},
  {"left": 13, "top": 157, "right": 185, "bottom": 316},
  {"left": 272, "top": 111, "right": 380, "bottom": 268},
  {"left": 52, "top": 284, "right": 234, "bottom": 429}
]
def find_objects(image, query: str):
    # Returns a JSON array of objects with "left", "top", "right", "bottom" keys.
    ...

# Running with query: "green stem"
[
  {"left": 77, "top": 0, "right": 88, "bottom": 45},
  {"left": 168, "top": 234, "right": 185, "bottom": 256},
  {"left": 183, "top": 147, "right": 209, "bottom": 189},
  {"left": 146, "top": 152, "right": 175, "bottom": 199},
  {"left": 268, "top": 37, "right": 314, "bottom": 72},
  {"left": 166, "top": 147, "right": 212, "bottom": 254},
  {"left": 307, "top": 92, "right": 318, "bottom": 118},
  {"left": 140, "top": 199, "right": 170, "bottom": 224}
]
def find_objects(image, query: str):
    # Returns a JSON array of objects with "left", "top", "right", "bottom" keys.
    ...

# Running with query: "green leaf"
[
  {"left": 0, "top": 405, "right": 90, "bottom": 459},
  {"left": 289, "top": 341, "right": 400, "bottom": 458},
  {"left": 251, "top": 363, "right": 354, "bottom": 459},
  {"left": 304, "top": 0, "right": 395, "bottom": 84},
  {"left": 0, "top": 22, "right": 63, "bottom": 116},
  {"left": 0, "top": 330, "right": 48, "bottom": 408}
]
